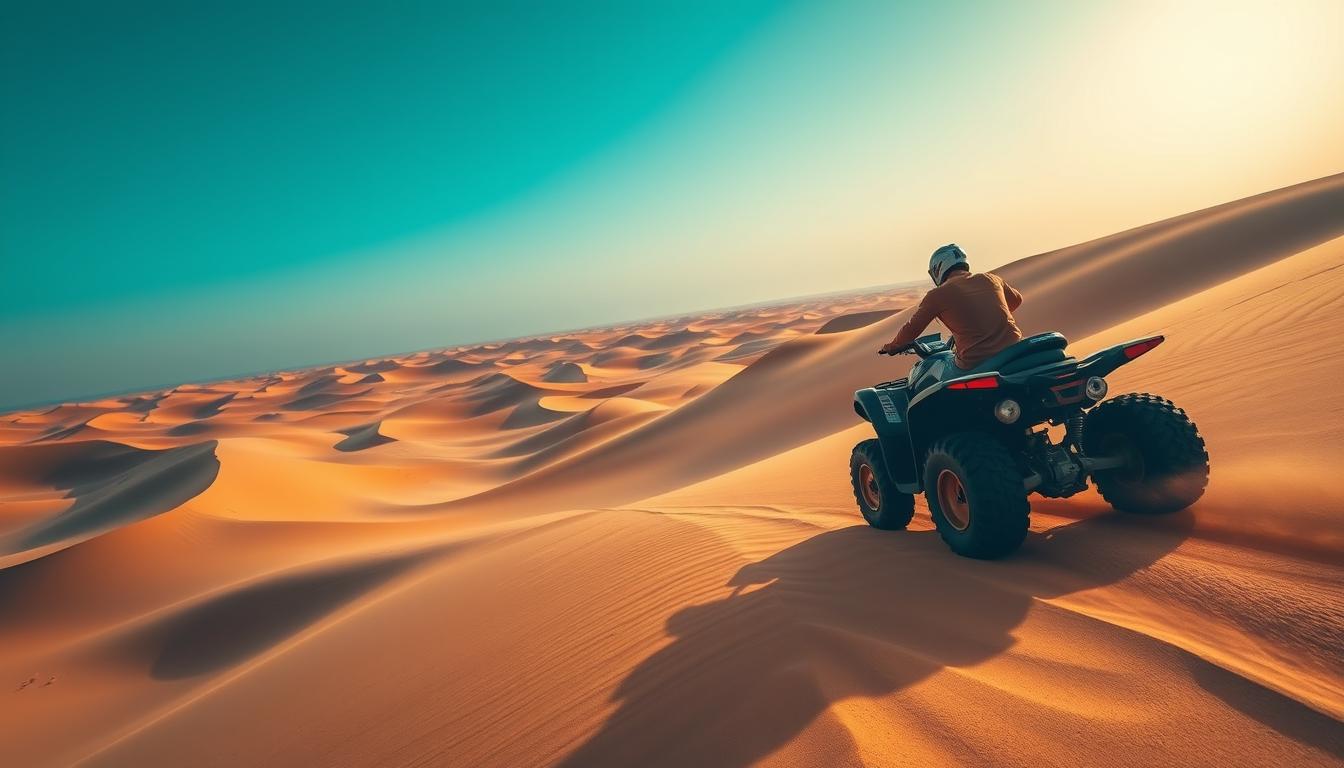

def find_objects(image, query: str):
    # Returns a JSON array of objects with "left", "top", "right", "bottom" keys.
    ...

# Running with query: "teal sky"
[{"left": 4, "top": 0, "right": 1342, "bottom": 409}]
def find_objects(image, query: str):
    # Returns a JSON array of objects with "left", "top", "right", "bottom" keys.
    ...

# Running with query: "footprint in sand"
[{"left": 15, "top": 674, "right": 55, "bottom": 691}]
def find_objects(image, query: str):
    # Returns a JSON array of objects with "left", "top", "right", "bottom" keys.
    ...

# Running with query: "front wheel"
[
  {"left": 1083, "top": 393, "right": 1209, "bottom": 514},
  {"left": 850, "top": 439, "right": 915, "bottom": 530},
  {"left": 923, "top": 433, "right": 1030, "bottom": 559}
]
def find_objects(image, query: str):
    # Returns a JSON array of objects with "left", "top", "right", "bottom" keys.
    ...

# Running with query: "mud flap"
[{"left": 854, "top": 387, "right": 920, "bottom": 492}]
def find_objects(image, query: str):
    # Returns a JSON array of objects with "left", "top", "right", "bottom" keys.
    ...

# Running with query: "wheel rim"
[
  {"left": 936, "top": 469, "right": 971, "bottom": 531},
  {"left": 859, "top": 463, "right": 881, "bottom": 509}
]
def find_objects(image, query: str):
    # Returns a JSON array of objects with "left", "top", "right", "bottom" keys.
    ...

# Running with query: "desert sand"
[{"left": 2, "top": 173, "right": 1343, "bottom": 767}]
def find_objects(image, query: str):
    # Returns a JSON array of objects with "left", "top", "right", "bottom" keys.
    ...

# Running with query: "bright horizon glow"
[{"left": 3, "top": 0, "right": 1342, "bottom": 409}]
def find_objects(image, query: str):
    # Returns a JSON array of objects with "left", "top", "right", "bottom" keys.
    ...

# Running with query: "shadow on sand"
[
  {"left": 560, "top": 512, "right": 1218, "bottom": 767},
  {"left": 144, "top": 550, "right": 429, "bottom": 679}
]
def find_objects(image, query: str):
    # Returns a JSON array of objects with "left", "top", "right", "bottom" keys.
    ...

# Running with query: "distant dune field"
[{"left": 2, "top": 174, "right": 1343, "bottom": 767}]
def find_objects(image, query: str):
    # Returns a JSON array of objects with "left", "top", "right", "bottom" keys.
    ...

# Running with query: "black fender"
[
  {"left": 854, "top": 387, "right": 920, "bottom": 493},
  {"left": 906, "top": 384, "right": 1015, "bottom": 479}
]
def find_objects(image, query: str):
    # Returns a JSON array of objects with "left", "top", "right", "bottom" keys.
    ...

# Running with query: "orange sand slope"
[{"left": 2, "top": 173, "right": 1343, "bottom": 767}]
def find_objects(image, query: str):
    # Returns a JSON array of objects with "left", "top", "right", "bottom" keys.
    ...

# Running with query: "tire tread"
[
  {"left": 1083, "top": 393, "right": 1209, "bottom": 513},
  {"left": 924, "top": 433, "right": 1030, "bottom": 558},
  {"left": 850, "top": 439, "right": 915, "bottom": 530}
]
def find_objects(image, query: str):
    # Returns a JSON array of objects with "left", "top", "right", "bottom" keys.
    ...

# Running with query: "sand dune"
[
  {"left": 1, "top": 176, "right": 1342, "bottom": 766},
  {"left": 334, "top": 421, "right": 396, "bottom": 452},
  {"left": 814, "top": 308, "right": 899, "bottom": 334},
  {"left": 999, "top": 172, "right": 1344, "bottom": 338},
  {"left": 415, "top": 357, "right": 491, "bottom": 380},
  {"left": 0, "top": 440, "right": 220, "bottom": 569},
  {"left": 1069, "top": 236, "right": 1344, "bottom": 559},
  {"left": 542, "top": 361, "right": 588, "bottom": 383}
]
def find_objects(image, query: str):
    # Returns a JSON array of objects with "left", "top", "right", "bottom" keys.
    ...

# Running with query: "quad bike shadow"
[{"left": 558, "top": 511, "right": 1194, "bottom": 768}]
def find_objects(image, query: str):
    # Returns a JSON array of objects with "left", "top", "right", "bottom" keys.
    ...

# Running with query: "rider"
[{"left": 879, "top": 244, "right": 1024, "bottom": 371}]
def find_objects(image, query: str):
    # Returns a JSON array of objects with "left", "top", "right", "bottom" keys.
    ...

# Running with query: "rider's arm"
[
  {"left": 1002, "top": 280, "right": 1023, "bottom": 311},
  {"left": 886, "top": 292, "right": 941, "bottom": 348}
]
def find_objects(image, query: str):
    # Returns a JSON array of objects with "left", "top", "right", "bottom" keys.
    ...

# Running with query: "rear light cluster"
[
  {"left": 947, "top": 375, "right": 998, "bottom": 390},
  {"left": 1123, "top": 336, "right": 1165, "bottom": 359}
]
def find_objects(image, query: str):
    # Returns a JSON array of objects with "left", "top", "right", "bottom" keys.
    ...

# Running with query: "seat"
[{"left": 962, "top": 332, "right": 1070, "bottom": 375}]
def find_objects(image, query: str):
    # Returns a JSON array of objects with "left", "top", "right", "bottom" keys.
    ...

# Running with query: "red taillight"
[
  {"left": 948, "top": 375, "right": 999, "bottom": 390},
  {"left": 1123, "top": 336, "right": 1165, "bottom": 359}
]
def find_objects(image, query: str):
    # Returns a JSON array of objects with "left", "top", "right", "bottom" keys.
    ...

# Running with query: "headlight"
[
  {"left": 994, "top": 399, "right": 1021, "bottom": 424},
  {"left": 1085, "top": 377, "right": 1108, "bottom": 400}
]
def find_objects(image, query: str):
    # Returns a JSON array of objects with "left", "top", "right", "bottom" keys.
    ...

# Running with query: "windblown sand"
[{"left": 3, "top": 174, "right": 1343, "bottom": 766}]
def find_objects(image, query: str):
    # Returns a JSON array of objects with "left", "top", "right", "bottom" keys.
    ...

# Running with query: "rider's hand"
[{"left": 879, "top": 342, "right": 897, "bottom": 355}]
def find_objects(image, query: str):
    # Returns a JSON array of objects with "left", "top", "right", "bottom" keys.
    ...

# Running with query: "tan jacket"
[{"left": 892, "top": 271, "right": 1024, "bottom": 370}]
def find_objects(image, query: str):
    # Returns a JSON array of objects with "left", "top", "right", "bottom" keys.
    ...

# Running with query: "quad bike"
[{"left": 850, "top": 332, "right": 1208, "bottom": 559}]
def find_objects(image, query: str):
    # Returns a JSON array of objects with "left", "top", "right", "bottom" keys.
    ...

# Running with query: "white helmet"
[{"left": 928, "top": 243, "right": 968, "bottom": 286}]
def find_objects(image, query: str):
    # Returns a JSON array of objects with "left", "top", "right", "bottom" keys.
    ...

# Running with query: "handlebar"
[{"left": 880, "top": 333, "right": 951, "bottom": 358}]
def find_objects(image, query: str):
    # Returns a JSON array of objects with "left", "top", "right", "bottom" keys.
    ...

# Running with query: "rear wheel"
[
  {"left": 923, "top": 433, "right": 1030, "bottom": 559},
  {"left": 850, "top": 439, "right": 915, "bottom": 530},
  {"left": 1083, "top": 393, "right": 1209, "bottom": 514}
]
